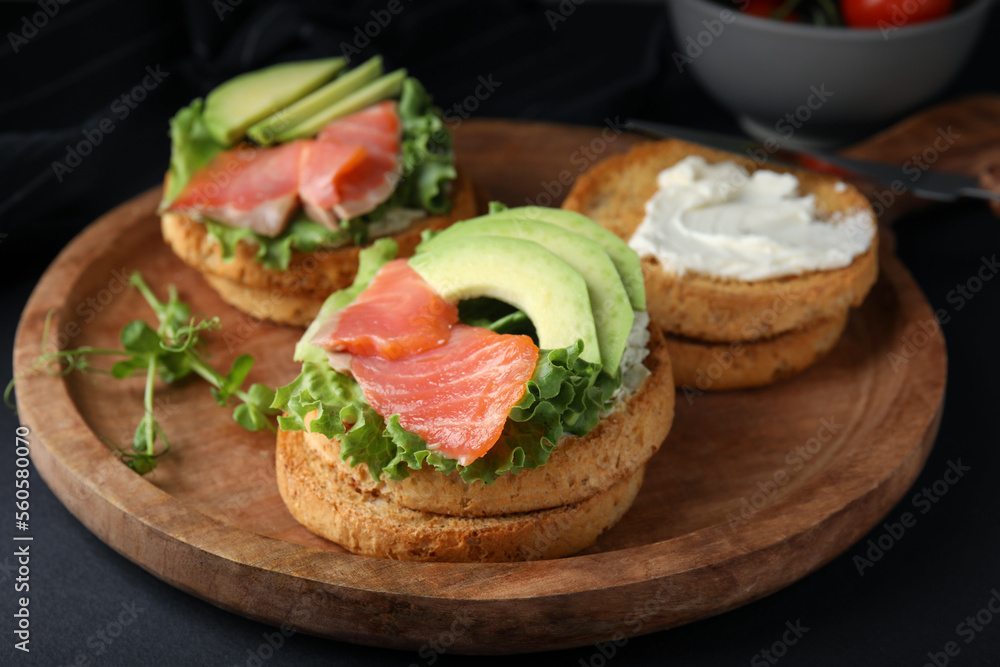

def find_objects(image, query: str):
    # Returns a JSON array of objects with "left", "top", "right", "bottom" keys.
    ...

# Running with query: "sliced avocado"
[
  {"left": 408, "top": 236, "right": 602, "bottom": 367},
  {"left": 276, "top": 69, "right": 408, "bottom": 142},
  {"left": 203, "top": 57, "right": 346, "bottom": 146},
  {"left": 247, "top": 56, "right": 384, "bottom": 146},
  {"left": 481, "top": 207, "right": 646, "bottom": 311},
  {"left": 421, "top": 219, "right": 632, "bottom": 373}
]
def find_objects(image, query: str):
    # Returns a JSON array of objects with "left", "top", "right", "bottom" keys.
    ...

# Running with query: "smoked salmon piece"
[
  {"left": 317, "top": 101, "right": 401, "bottom": 154},
  {"left": 171, "top": 101, "right": 402, "bottom": 234},
  {"left": 325, "top": 100, "right": 401, "bottom": 135},
  {"left": 298, "top": 142, "right": 369, "bottom": 229},
  {"left": 311, "top": 259, "right": 458, "bottom": 360},
  {"left": 303, "top": 101, "right": 402, "bottom": 226},
  {"left": 168, "top": 142, "right": 306, "bottom": 237},
  {"left": 327, "top": 149, "right": 400, "bottom": 221},
  {"left": 351, "top": 324, "right": 538, "bottom": 465}
]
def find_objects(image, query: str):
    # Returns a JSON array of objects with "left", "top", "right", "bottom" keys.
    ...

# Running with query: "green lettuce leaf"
[
  {"left": 398, "top": 78, "right": 456, "bottom": 214},
  {"left": 203, "top": 214, "right": 347, "bottom": 272},
  {"left": 511, "top": 342, "right": 620, "bottom": 437},
  {"left": 457, "top": 297, "right": 532, "bottom": 336},
  {"left": 162, "top": 99, "right": 227, "bottom": 207},
  {"left": 163, "top": 77, "right": 456, "bottom": 270}
]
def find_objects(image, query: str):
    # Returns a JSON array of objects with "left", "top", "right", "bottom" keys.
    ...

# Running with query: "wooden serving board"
[{"left": 13, "top": 120, "right": 947, "bottom": 654}]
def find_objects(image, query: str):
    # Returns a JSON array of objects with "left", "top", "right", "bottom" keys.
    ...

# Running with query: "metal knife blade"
[{"left": 625, "top": 119, "right": 1000, "bottom": 204}]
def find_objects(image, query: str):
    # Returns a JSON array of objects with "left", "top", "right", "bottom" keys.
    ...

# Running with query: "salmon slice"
[
  {"left": 311, "top": 259, "right": 458, "bottom": 360},
  {"left": 298, "top": 142, "right": 369, "bottom": 230},
  {"left": 330, "top": 150, "right": 400, "bottom": 220},
  {"left": 318, "top": 101, "right": 400, "bottom": 140},
  {"left": 298, "top": 142, "right": 399, "bottom": 228},
  {"left": 302, "top": 101, "right": 402, "bottom": 227},
  {"left": 351, "top": 325, "right": 539, "bottom": 465},
  {"left": 171, "top": 101, "right": 403, "bottom": 235},
  {"left": 319, "top": 123, "right": 399, "bottom": 155},
  {"left": 168, "top": 142, "right": 305, "bottom": 237}
]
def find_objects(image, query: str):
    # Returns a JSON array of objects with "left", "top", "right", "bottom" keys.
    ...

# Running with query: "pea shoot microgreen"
[{"left": 5, "top": 273, "right": 279, "bottom": 474}]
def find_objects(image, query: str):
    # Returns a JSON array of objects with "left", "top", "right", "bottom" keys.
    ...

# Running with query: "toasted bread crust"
[
  {"left": 562, "top": 140, "right": 878, "bottom": 342},
  {"left": 161, "top": 169, "right": 477, "bottom": 324},
  {"left": 202, "top": 274, "right": 324, "bottom": 327},
  {"left": 666, "top": 309, "right": 849, "bottom": 392},
  {"left": 298, "top": 322, "right": 674, "bottom": 516},
  {"left": 277, "top": 430, "right": 644, "bottom": 562}
]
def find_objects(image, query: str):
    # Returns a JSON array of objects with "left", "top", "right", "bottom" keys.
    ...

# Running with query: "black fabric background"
[{"left": 1, "top": 1, "right": 999, "bottom": 664}]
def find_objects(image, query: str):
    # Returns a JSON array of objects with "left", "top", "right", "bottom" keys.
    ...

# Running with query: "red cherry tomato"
[{"left": 840, "top": 0, "right": 954, "bottom": 27}]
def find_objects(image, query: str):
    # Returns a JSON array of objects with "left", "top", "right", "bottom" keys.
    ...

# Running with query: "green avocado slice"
[
  {"left": 420, "top": 219, "right": 632, "bottom": 373},
  {"left": 203, "top": 57, "right": 346, "bottom": 146},
  {"left": 275, "top": 69, "right": 408, "bottom": 142},
  {"left": 480, "top": 207, "right": 646, "bottom": 311},
  {"left": 408, "top": 236, "right": 602, "bottom": 367},
  {"left": 247, "top": 56, "right": 384, "bottom": 146}
]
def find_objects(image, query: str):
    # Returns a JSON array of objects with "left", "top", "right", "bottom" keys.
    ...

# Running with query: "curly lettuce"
[
  {"left": 162, "top": 98, "right": 226, "bottom": 206},
  {"left": 202, "top": 215, "right": 347, "bottom": 272},
  {"left": 161, "top": 76, "right": 456, "bottom": 271},
  {"left": 271, "top": 243, "right": 622, "bottom": 485}
]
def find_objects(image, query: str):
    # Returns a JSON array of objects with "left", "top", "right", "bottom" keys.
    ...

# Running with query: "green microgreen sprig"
[{"left": 5, "top": 273, "right": 279, "bottom": 474}]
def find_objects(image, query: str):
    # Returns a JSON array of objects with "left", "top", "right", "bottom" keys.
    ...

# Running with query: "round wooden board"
[{"left": 13, "top": 120, "right": 946, "bottom": 654}]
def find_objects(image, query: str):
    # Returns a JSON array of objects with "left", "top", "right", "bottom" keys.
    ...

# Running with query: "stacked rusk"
[
  {"left": 277, "top": 349, "right": 674, "bottom": 561},
  {"left": 564, "top": 140, "right": 879, "bottom": 391}
]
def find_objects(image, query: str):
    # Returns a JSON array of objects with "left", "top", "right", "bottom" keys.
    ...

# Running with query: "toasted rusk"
[{"left": 665, "top": 310, "right": 849, "bottom": 392}]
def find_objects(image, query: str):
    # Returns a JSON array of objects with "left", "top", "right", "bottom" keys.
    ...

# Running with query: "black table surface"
[{"left": 2, "top": 1, "right": 999, "bottom": 665}]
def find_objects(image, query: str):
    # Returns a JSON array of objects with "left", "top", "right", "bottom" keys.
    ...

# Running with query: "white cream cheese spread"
[
  {"left": 628, "top": 156, "right": 875, "bottom": 281},
  {"left": 609, "top": 310, "right": 651, "bottom": 408}
]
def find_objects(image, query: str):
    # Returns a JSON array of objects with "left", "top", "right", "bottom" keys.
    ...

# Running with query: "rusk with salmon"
[
  {"left": 271, "top": 206, "right": 676, "bottom": 562},
  {"left": 159, "top": 56, "right": 476, "bottom": 327}
]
